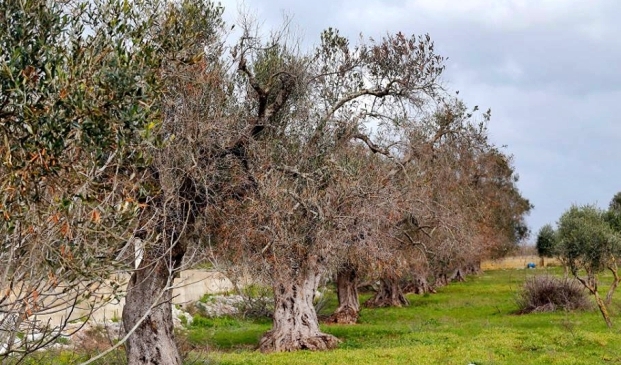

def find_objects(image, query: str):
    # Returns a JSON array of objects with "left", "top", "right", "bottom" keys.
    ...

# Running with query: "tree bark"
[
  {"left": 258, "top": 266, "right": 340, "bottom": 352},
  {"left": 327, "top": 265, "right": 360, "bottom": 324},
  {"left": 449, "top": 267, "right": 466, "bottom": 282},
  {"left": 594, "top": 291, "right": 613, "bottom": 328},
  {"left": 465, "top": 261, "right": 482, "bottom": 275},
  {"left": 605, "top": 263, "right": 620, "bottom": 305},
  {"left": 575, "top": 275, "right": 613, "bottom": 328},
  {"left": 434, "top": 273, "right": 449, "bottom": 288},
  {"left": 121, "top": 174, "right": 202, "bottom": 364},
  {"left": 364, "top": 275, "right": 409, "bottom": 308},
  {"left": 122, "top": 251, "right": 183, "bottom": 365},
  {"left": 403, "top": 274, "right": 436, "bottom": 295}
]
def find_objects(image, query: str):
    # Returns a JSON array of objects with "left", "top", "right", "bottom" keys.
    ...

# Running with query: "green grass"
[
  {"left": 9, "top": 268, "right": 621, "bottom": 364},
  {"left": 192, "top": 268, "right": 621, "bottom": 365}
]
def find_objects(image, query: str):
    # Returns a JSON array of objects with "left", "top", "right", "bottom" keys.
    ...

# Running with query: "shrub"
[
  {"left": 516, "top": 275, "right": 591, "bottom": 314},
  {"left": 234, "top": 284, "right": 274, "bottom": 319}
]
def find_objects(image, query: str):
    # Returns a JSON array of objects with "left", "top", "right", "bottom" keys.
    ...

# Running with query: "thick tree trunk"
[
  {"left": 123, "top": 258, "right": 182, "bottom": 365},
  {"left": 258, "top": 267, "right": 340, "bottom": 352},
  {"left": 364, "top": 275, "right": 409, "bottom": 308},
  {"left": 434, "top": 273, "right": 449, "bottom": 288},
  {"left": 466, "top": 261, "right": 482, "bottom": 275},
  {"left": 327, "top": 265, "right": 360, "bottom": 324},
  {"left": 403, "top": 274, "right": 436, "bottom": 295},
  {"left": 449, "top": 267, "right": 466, "bottom": 282},
  {"left": 121, "top": 174, "right": 200, "bottom": 364}
]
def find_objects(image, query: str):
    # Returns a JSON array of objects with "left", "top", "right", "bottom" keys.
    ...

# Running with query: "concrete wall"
[{"left": 30, "top": 270, "right": 235, "bottom": 326}]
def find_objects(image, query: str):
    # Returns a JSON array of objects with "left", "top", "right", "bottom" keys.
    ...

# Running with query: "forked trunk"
[
  {"left": 327, "top": 265, "right": 360, "bottom": 324},
  {"left": 258, "top": 267, "right": 340, "bottom": 352},
  {"left": 449, "top": 267, "right": 466, "bottom": 283},
  {"left": 123, "top": 259, "right": 181, "bottom": 365},
  {"left": 364, "top": 275, "right": 409, "bottom": 308},
  {"left": 121, "top": 175, "right": 200, "bottom": 364}
]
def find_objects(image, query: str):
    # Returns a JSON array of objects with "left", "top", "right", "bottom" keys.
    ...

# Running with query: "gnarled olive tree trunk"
[
  {"left": 449, "top": 267, "right": 466, "bottom": 283},
  {"left": 403, "top": 274, "right": 436, "bottom": 295},
  {"left": 364, "top": 275, "right": 409, "bottom": 308},
  {"left": 327, "top": 264, "right": 360, "bottom": 324},
  {"left": 258, "top": 266, "right": 339, "bottom": 352},
  {"left": 122, "top": 252, "right": 182, "bottom": 365}
]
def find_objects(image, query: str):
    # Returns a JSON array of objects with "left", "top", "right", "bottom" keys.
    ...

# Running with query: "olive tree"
[
  {"left": 605, "top": 192, "right": 621, "bottom": 233},
  {"left": 397, "top": 102, "right": 530, "bottom": 294},
  {"left": 202, "top": 23, "right": 448, "bottom": 351},
  {"left": 556, "top": 204, "right": 621, "bottom": 327},
  {"left": 0, "top": 0, "right": 160, "bottom": 358},
  {"left": 536, "top": 224, "right": 557, "bottom": 258},
  {"left": 0, "top": 1, "right": 225, "bottom": 363},
  {"left": 536, "top": 223, "right": 557, "bottom": 263}
]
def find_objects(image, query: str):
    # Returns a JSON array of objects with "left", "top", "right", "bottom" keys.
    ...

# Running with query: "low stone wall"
[
  {"left": 481, "top": 255, "right": 560, "bottom": 270},
  {"left": 31, "top": 270, "right": 235, "bottom": 326}
]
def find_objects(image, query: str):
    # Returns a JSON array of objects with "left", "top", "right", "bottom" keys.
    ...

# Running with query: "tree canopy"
[{"left": 536, "top": 224, "right": 557, "bottom": 258}]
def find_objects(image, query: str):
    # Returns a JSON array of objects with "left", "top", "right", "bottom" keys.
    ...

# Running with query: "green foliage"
[
  {"left": 190, "top": 315, "right": 241, "bottom": 329},
  {"left": 605, "top": 191, "right": 621, "bottom": 233},
  {"left": 556, "top": 205, "right": 621, "bottom": 276},
  {"left": 2, "top": 1, "right": 153, "bottom": 205},
  {"left": 536, "top": 223, "right": 557, "bottom": 258},
  {"left": 0, "top": 0, "right": 224, "bottom": 217}
]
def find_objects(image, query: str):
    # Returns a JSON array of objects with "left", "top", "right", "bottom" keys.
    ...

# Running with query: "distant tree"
[
  {"left": 556, "top": 205, "right": 621, "bottom": 327},
  {"left": 536, "top": 224, "right": 557, "bottom": 258},
  {"left": 605, "top": 192, "right": 621, "bottom": 233}
]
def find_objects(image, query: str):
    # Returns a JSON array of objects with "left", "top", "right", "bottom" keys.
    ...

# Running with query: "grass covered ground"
[
  {"left": 12, "top": 268, "right": 621, "bottom": 365},
  {"left": 187, "top": 268, "right": 621, "bottom": 365}
]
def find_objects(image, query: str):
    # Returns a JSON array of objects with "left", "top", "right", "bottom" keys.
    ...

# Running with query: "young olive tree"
[
  {"left": 605, "top": 192, "right": 621, "bottom": 233},
  {"left": 556, "top": 204, "right": 621, "bottom": 327},
  {"left": 536, "top": 224, "right": 557, "bottom": 261}
]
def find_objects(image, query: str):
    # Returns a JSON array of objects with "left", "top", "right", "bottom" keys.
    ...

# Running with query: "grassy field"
[
  {"left": 13, "top": 268, "right": 621, "bottom": 365},
  {"left": 185, "top": 268, "right": 621, "bottom": 365}
]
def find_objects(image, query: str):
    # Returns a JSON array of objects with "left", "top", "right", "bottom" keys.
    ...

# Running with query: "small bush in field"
[{"left": 517, "top": 275, "right": 591, "bottom": 314}]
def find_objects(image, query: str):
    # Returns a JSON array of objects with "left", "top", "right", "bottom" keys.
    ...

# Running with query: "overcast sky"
[{"left": 219, "top": 0, "right": 621, "bottom": 241}]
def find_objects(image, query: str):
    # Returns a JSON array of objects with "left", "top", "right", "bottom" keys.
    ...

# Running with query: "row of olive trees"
[
  {"left": 1, "top": 1, "right": 531, "bottom": 363},
  {"left": 536, "top": 192, "right": 621, "bottom": 327},
  {"left": 327, "top": 100, "right": 532, "bottom": 322}
]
